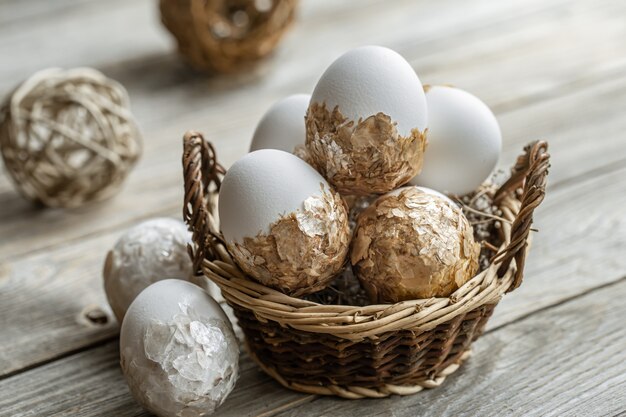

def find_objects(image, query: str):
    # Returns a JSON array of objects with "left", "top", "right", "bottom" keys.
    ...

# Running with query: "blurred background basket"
[{"left": 182, "top": 132, "right": 550, "bottom": 399}]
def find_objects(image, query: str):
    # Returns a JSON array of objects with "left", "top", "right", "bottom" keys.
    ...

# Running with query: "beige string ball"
[
  {"left": 159, "top": 0, "right": 298, "bottom": 73},
  {"left": 0, "top": 68, "right": 142, "bottom": 208}
]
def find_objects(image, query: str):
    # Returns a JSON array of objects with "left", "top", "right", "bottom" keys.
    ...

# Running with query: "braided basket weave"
[{"left": 182, "top": 132, "right": 550, "bottom": 399}]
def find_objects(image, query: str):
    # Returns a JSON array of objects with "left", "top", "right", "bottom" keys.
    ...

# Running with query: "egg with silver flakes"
[{"left": 120, "top": 279, "right": 239, "bottom": 417}]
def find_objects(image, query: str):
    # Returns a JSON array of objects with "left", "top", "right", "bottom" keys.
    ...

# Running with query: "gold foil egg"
[
  {"left": 350, "top": 186, "right": 480, "bottom": 303},
  {"left": 218, "top": 149, "right": 351, "bottom": 296},
  {"left": 305, "top": 46, "right": 428, "bottom": 196}
]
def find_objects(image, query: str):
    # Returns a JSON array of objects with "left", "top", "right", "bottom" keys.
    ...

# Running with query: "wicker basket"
[{"left": 181, "top": 132, "right": 550, "bottom": 399}]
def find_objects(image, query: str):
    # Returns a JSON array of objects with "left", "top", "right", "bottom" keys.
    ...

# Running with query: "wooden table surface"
[{"left": 1, "top": 0, "right": 625, "bottom": 416}]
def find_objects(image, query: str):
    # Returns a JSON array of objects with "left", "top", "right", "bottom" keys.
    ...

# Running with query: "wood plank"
[
  {"left": 0, "top": 0, "right": 543, "bottom": 93},
  {"left": 2, "top": 54, "right": 626, "bottom": 376},
  {"left": 1, "top": 0, "right": 624, "bottom": 412},
  {"left": 2, "top": 141, "right": 625, "bottom": 379},
  {"left": 2, "top": 0, "right": 626, "bottom": 261},
  {"left": 0, "top": 1, "right": 624, "bottom": 415},
  {"left": 275, "top": 278, "right": 626, "bottom": 417},
  {"left": 0, "top": 0, "right": 104, "bottom": 27},
  {"left": 412, "top": 0, "right": 626, "bottom": 114},
  {"left": 0, "top": 0, "right": 575, "bottom": 191},
  {"left": 2, "top": 263, "right": 624, "bottom": 417},
  {"left": 0, "top": 340, "right": 310, "bottom": 417}
]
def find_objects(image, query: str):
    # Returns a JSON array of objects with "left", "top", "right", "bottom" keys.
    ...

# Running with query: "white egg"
[
  {"left": 103, "top": 217, "right": 193, "bottom": 322},
  {"left": 219, "top": 149, "right": 333, "bottom": 243},
  {"left": 218, "top": 149, "right": 350, "bottom": 295},
  {"left": 249, "top": 94, "right": 310, "bottom": 153},
  {"left": 120, "top": 279, "right": 239, "bottom": 417},
  {"left": 410, "top": 86, "right": 502, "bottom": 195},
  {"left": 311, "top": 45, "right": 427, "bottom": 136}
]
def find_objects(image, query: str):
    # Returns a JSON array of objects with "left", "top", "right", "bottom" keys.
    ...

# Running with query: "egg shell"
[
  {"left": 410, "top": 86, "right": 502, "bottom": 195},
  {"left": 120, "top": 279, "right": 238, "bottom": 417},
  {"left": 311, "top": 45, "right": 427, "bottom": 136},
  {"left": 103, "top": 217, "right": 193, "bottom": 322},
  {"left": 350, "top": 187, "right": 480, "bottom": 303},
  {"left": 120, "top": 280, "right": 230, "bottom": 341},
  {"left": 219, "top": 149, "right": 330, "bottom": 243},
  {"left": 249, "top": 94, "right": 310, "bottom": 153},
  {"left": 388, "top": 185, "right": 455, "bottom": 206}
]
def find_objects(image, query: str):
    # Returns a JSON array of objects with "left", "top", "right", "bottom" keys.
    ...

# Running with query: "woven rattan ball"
[
  {"left": 0, "top": 68, "right": 142, "bottom": 208},
  {"left": 160, "top": 0, "right": 297, "bottom": 73}
]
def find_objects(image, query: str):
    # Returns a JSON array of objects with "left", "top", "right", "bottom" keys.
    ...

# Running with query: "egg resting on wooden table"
[
  {"left": 120, "top": 279, "right": 239, "bottom": 417},
  {"left": 103, "top": 217, "right": 193, "bottom": 322},
  {"left": 249, "top": 94, "right": 311, "bottom": 161},
  {"left": 351, "top": 186, "right": 480, "bottom": 303},
  {"left": 218, "top": 149, "right": 350, "bottom": 296},
  {"left": 410, "top": 85, "right": 502, "bottom": 196},
  {"left": 306, "top": 46, "right": 428, "bottom": 195}
]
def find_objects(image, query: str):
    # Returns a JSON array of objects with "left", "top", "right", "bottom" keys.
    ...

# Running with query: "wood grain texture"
[
  {"left": 2, "top": 160, "right": 625, "bottom": 383},
  {"left": 276, "top": 278, "right": 626, "bottom": 417},
  {"left": 0, "top": 340, "right": 311, "bottom": 417},
  {"left": 3, "top": 0, "right": 625, "bottom": 260},
  {"left": 2, "top": 275, "right": 624, "bottom": 417},
  {"left": 2, "top": 67, "right": 626, "bottom": 377},
  {"left": 0, "top": 0, "right": 625, "bottom": 415}
]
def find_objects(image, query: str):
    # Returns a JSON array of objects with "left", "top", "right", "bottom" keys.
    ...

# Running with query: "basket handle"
[
  {"left": 182, "top": 131, "right": 226, "bottom": 274},
  {"left": 493, "top": 140, "right": 550, "bottom": 292}
]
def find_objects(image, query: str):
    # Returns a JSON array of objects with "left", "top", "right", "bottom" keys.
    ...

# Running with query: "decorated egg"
[
  {"left": 218, "top": 149, "right": 350, "bottom": 296},
  {"left": 120, "top": 279, "right": 239, "bottom": 417},
  {"left": 351, "top": 186, "right": 480, "bottom": 303},
  {"left": 410, "top": 85, "right": 502, "bottom": 195},
  {"left": 306, "top": 45, "right": 428, "bottom": 195},
  {"left": 249, "top": 94, "right": 310, "bottom": 156},
  {"left": 103, "top": 217, "right": 193, "bottom": 322}
]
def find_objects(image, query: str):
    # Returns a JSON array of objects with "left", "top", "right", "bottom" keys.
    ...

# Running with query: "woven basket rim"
[
  {"left": 182, "top": 135, "right": 550, "bottom": 341},
  {"left": 195, "top": 195, "right": 518, "bottom": 340}
]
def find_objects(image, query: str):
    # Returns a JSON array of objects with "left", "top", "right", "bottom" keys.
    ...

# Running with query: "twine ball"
[
  {"left": 160, "top": 0, "right": 298, "bottom": 73},
  {"left": 0, "top": 68, "right": 142, "bottom": 208}
]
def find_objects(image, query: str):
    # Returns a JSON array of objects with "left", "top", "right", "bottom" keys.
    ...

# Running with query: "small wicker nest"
[
  {"left": 160, "top": 0, "right": 298, "bottom": 73},
  {"left": 0, "top": 68, "right": 142, "bottom": 208},
  {"left": 182, "top": 132, "right": 550, "bottom": 398}
]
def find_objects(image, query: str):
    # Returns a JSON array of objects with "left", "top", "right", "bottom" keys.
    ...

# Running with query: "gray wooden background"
[{"left": 0, "top": 0, "right": 625, "bottom": 416}]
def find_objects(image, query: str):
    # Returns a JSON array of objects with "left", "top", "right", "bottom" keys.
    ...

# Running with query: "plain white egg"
[
  {"left": 410, "top": 86, "right": 502, "bottom": 195},
  {"left": 120, "top": 279, "right": 239, "bottom": 417},
  {"left": 311, "top": 45, "right": 427, "bottom": 136},
  {"left": 249, "top": 94, "right": 310, "bottom": 153},
  {"left": 219, "top": 149, "right": 332, "bottom": 243}
]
